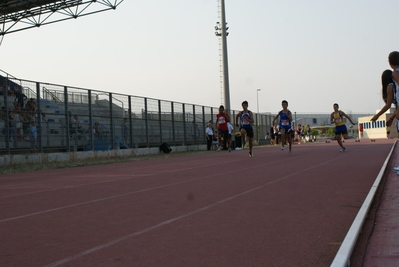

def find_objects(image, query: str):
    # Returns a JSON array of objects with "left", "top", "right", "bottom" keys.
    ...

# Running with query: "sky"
[{"left": 1, "top": 0, "right": 398, "bottom": 114}]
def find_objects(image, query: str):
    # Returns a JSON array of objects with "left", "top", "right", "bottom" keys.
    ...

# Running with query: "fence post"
[
  {"left": 202, "top": 106, "right": 206, "bottom": 144},
  {"left": 36, "top": 82, "right": 43, "bottom": 153},
  {"left": 182, "top": 104, "right": 186, "bottom": 146},
  {"left": 144, "top": 98, "right": 149, "bottom": 148},
  {"left": 128, "top": 96, "right": 133, "bottom": 148},
  {"left": 171, "top": 102, "right": 175, "bottom": 146},
  {"left": 158, "top": 100, "right": 162, "bottom": 144},
  {"left": 109, "top": 93, "right": 114, "bottom": 149},
  {"left": 3, "top": 76, "right": 10, "bottom": 154},
  {"left": 88, "top": 90, "right": 93, "bottom": 151},
  {"left": 63, "top": 86, "right": 70, "bottom": 152}
]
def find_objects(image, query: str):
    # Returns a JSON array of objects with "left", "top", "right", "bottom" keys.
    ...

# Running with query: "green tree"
[
  {"left": 327, "top": 126, "right": 335, "bottom": 136},
  {"left": 310, "top": 128, "right": 319, "bottom": 137}
]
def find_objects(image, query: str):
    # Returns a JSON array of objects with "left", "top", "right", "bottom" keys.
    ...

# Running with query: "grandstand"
[{"left": 0, "top": 70, "right": 272, "bottom": 155}]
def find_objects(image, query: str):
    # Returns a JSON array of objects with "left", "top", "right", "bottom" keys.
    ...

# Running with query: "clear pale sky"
[{"left": 1, "top": 0, "right": 398, "bottom": 114}]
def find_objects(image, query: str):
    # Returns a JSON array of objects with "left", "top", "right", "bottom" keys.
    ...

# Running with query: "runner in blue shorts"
[
  {"left": 235, "top": 101, "right": 254, "bottom": 157},
  {"left": 272, "top": 100, "right": 293, "bottom": 153}
]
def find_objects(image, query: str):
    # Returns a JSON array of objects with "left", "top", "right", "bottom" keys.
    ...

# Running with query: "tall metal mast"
[{"left": 215, "top": 0, "right": 231, "bottom": 112}]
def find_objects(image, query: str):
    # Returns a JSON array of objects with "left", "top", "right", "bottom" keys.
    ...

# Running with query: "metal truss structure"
[{"left": 0, "top": 0, "right": 123, "bottom": 36}]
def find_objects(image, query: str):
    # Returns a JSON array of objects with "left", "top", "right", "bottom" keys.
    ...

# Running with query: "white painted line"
[
  {"left": 330, "top": 141, "right": 396, "bottom": 267},
  {"left": 43, "top": 158, "right": 339, "bottom": 267}
]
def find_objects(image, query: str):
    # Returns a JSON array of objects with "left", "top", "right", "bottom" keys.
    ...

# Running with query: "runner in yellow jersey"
[{"left": 330, "top": 103, "right": 356, "bottom": 152}]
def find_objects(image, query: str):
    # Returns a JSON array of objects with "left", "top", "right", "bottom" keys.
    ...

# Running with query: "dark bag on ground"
[{"left": 160, "top": 142, "right": 172, "bottom": 153}]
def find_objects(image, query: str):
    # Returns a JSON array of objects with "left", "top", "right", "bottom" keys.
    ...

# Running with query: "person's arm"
[
  {"left": 393, "top": 70, "right": 399, "bottom": 119},
  {"left": 330, "top": 113, "right": 335, "bottom": 124},
  {"left": 287, "top": 110, "right": 293, "bottom": 121},
  {"left": 235, "top": 112, "right": 241, "bottom": 127},
  {"left": 371, "top": 84, "right": 394, "bottom": 122},
  {"left": 248, "top": 111, "right": 254, "bottom": 123},
  {"left": 341, "top": 111, "right": 356, "bottom": 125},
  {"left": 205, "top": 130, "right": 210, "bottom": 139},
  {"left": 272, "top": 113, "right": 279, "bottom": 124},
  {"left": 393, "top": 69, "right": 399, "bottom": 85},
  {"left": 224, "top": 112, "right": 230, "bottom": 123}
]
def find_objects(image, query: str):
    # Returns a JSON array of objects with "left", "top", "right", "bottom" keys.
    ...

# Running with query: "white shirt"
[
  {"left": 227, "top": 123, "right": 234, "bottom": 134},
  {"left": 205, "top": 127, "right": 213, "bottom": 135}
]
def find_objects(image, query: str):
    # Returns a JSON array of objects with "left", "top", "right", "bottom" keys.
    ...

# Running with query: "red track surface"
[{"left": 0, "top": 139, "right": 395, "bottom": 267}]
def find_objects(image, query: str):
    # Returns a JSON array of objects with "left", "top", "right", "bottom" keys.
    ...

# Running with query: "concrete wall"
[{"left": 0, "top": 144, "right": 208, "bottom": 166}]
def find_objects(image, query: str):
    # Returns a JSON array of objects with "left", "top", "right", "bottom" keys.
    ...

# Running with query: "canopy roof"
[{"left": 0, "top": 0, "right": 123, "bottom": 35}]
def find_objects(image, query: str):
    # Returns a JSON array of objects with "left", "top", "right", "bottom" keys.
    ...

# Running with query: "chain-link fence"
[{"left": 0, "top": 75, "right": 272, "bottom": 155}]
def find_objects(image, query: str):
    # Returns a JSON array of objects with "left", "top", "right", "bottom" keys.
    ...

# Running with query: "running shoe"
[
  {"left": 281, "top": 146, "right": 285, "bottom": 150},
  {"left": 249, "top": 151, "right": 253, "bottom": 157},
  {"left": 393, "top": 166, "right": 399, "bottom": 171},
  {"left": 289, "top": 149, "right": 292, "bottom": 154},
  {"left": 339, "top": 147, "right": 346, "bottom": 152},
  {"left": 217, "top": 146, "right": 221, "bottom": 152}
]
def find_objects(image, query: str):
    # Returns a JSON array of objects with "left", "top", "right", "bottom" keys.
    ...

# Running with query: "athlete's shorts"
[
  {"left": 280, "top": 125, "right": 291, "bottom": 133},
  {"left": 335, "top": 125, "right": 348, "bottom": 135},
  {"left": 240, "top": 126, "right": 254, "bottom": 138},
  {"left": 218, "top": 129, "right": 230, "bottom": 140}
]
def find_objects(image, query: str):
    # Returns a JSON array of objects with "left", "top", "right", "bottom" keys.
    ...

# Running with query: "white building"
[{"left": 358, "top": 108, "right": 397, "bottom": 139}]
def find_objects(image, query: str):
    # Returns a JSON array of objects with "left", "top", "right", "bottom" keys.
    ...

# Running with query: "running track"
[{"left": 0, "top": 139, "right": 395, "bottom": 267}]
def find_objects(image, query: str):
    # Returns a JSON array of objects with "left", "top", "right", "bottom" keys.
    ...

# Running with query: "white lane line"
[
  {"left": 43, "top": 157, "right": 337, "bottom": 267},
  {"left": 1, "top": 152, "right": 341, "bottom": 223},
  {"left": 0, "top": 159, "right": 235, "bottom": 198}
]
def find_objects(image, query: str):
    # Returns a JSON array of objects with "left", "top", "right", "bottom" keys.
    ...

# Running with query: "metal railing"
[{"left": 0, "top": 76, "right": 272, "bottom": 155}]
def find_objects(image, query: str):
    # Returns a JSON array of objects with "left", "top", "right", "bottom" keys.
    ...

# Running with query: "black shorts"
[
  {"left": 240, "top": 126, "right": 254, "bottom": 138},
  {"left": 218, "top": 129, "right": 230, "bottom": 140}
]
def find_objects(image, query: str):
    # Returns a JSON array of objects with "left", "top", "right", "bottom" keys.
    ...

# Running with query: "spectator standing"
[
  {"left": 26, "top": 98, "right": 37, "bottom": 123},
  {"left": 371, "top": 70, "right": 397, "bottom": 127},
  {"left": 212, "top": 129, "right": 219, "bottom": 150},
  {"left": 26, "top": 98, "right": 36, "bottom": 113},
  {"left": 14, "top": 88, "right": 27, "bottom": 109},
  {"left": 29, "top": 121, "right": 37, "bottom": 153},
  {"left": 306, "top": 124, "right": 311, "bottom": 142},
  {"left": 296, "top": 124, "right": 303, "bottom": 144},
  {"left": 14, "top": 111, "right": 23, "bottom": 141},
  {"left": 388, "top": 51, "right": 399, "bottom": 121},
  {"left": 227, "top": 122, "right": 234, "bottom": 148},
  {"left": 290, "top": 122, "right": 296, "bottom": 142},
  {"left": 359, "top": 123, "right": 364, "bottom": 139},
  {"left": 270, "top": 125, "right": 275, "bottom": 145},
  {"left": 205, "top": 122, "right": 214, "bottom": 151},
  {"left": 274, "top": 123, "right": 279, "bottom": 145}
]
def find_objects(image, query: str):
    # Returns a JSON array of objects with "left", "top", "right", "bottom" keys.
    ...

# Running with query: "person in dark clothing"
[{"left": 14, "top": 88, "right": 27, "bottom": 108}]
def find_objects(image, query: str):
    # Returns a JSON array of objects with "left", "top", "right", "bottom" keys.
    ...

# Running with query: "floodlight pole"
[
  {"left": 257, "top": 89, "right": 261, "bottom": 142},
  {"left": 215, "top": 0, "right": 231, "bottom": 112}
]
